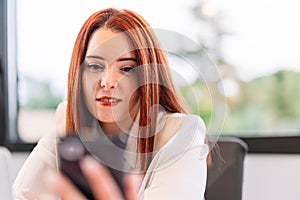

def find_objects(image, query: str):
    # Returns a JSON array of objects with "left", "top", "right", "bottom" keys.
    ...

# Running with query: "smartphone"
[{"left": 57, "top": 135, "right": 126, "bottom": 200}]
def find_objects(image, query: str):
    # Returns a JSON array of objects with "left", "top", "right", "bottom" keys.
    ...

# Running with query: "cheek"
[
  {"left": 82, "top": 72, "right": 98, "bottom": 113},
  {"left": 128, "top": 84, "right": 140, "bottom": 110},
  {"left": 124, "top": 77, "right": 139, "bottom": 98},
  {"left": 82, "top": 72, "right": 98, "bottom": 96},
  {"left": 119, "top": 76, "right": 139, "bottom": 108}
]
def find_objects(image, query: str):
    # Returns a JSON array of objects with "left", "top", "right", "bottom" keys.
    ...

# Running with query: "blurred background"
[
  {"left": 4, "top": 1, "right": 300, "bottom": 200},
  {"left": 15, "top": 0, "right": 300, "bottom": 142}
]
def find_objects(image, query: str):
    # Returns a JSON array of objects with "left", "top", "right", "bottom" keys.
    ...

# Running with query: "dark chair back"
[{"left": 205, "top": 137, "right": 248, "bottom": 200}]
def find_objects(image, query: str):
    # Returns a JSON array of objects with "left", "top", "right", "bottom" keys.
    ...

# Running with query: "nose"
[{"left": 100, "top": 66, "right": 118, "bottom": 89}]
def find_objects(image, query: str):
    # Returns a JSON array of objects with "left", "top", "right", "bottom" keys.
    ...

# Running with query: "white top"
[{"left": 13, "top": 102, "right": 208, "bottom": 200}]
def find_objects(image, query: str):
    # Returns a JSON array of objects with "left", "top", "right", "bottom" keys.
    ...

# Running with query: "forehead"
[{"left": 86, "top": 28, "right": 135, "bottom": 62}]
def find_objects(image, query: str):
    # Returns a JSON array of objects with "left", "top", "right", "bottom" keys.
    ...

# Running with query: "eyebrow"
[
  {"left": 86, "top": 55, "right": 137, "bottom": 62},
  {"left": 85, "top": 55, "right": 105, "bottom": 60},
  {"left": 117, "top": 57, "right": 137, "bottom": 62}
]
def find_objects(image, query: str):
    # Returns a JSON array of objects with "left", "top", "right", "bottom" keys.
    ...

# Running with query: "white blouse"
[{"left": 13, "top": 102, "right": 208, "bottom": 200}]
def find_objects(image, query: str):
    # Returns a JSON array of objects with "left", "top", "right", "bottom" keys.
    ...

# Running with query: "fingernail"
[{"left": 80, "top": 156, "right": 99, "bottom": 171}]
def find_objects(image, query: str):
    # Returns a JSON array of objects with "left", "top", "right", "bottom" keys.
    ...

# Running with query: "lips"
[{"left": 96, "top": 96, "right": 121, "bottom": 106}]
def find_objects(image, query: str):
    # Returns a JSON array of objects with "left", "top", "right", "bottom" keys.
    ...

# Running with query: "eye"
[
  {"left": 120, "top": 66, "right": 136, "bottom": 73},
  {"left": 87, "top": 63, "right": 105, "bottom": 72}
]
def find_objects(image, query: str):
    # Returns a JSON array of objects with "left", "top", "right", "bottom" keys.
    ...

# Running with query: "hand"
[{"left": 48, "top": 156, "right": 139, "bottom": 200}]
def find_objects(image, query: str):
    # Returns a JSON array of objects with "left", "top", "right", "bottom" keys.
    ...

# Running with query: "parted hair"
[{"left": 66, "top": 8, "right": 185, "bottom": 172}]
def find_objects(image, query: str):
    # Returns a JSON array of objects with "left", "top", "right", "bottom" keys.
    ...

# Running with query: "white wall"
[
  {"left": 11, "top": 152, "right": 29, "bottom": 181},
  {"left": 11, "top": 153, "right": 300, "bottom": 199},
  {"left": 243, "top": 154, "right": 300, "bottom": 200}
]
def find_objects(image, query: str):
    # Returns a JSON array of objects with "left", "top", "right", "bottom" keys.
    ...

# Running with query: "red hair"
[{"left": 66, "top": 8, "right": 185, "bottom": 172}]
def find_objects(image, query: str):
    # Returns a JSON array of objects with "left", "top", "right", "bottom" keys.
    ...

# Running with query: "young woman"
[{"left": 13, "top": 8, "right": 208, "bottom": 200}]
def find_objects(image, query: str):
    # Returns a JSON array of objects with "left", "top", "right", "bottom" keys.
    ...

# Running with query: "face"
[{"left": 82, "top": 28, "right": 140, "bottom": 132}]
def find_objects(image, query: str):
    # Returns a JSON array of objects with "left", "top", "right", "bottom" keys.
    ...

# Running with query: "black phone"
[{"left": 57, "top": 135, "right": 126, "bottom": 200}]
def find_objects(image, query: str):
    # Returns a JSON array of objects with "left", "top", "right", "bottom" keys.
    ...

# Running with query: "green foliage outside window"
[{"left": 179, "top": 70, "right": 300, "bottom": 135}]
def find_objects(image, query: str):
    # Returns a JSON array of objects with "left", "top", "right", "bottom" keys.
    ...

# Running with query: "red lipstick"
[{"left": 96, "top": 96, "right": 121, "bottom": 106}]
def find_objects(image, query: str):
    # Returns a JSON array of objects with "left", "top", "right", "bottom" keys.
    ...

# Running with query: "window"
[{"left": 1, "top": 0, "right": 300, "bottom": 152}]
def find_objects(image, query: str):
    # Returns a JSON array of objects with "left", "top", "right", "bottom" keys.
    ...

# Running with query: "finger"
[
  {"left": 46, "top": 170, "right": 87, "bottom": 200},
  {"left": 56, "top": 173, "right": 87, "bottom": 200},
  {"left": 80, "top": 156, "right": 123, "bottom": 200},
  {"left": 124, "top": 175, "right": 140, "bottom": 200}
]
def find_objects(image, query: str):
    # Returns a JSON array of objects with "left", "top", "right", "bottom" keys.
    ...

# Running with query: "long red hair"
[{"left": 66, "top": 8, "right": 185, "bottom": 172}]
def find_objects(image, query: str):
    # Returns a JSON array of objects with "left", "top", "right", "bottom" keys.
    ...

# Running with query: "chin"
[{"left": 96, "top": 116, "right": 115, "bottom": 123}]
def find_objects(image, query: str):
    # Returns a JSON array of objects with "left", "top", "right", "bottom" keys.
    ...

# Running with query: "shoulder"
[
  {"left": 154, "top": 112, "right": 206, "bottom": 151},
  {"left": 167, "top": 113, "right": 206, "bottom": 132},
  {"left": 54, "top": 101, "right": 67, "bottom": 137},
  {"left": 166, "top": 113, "right": 206, "bottom": 145}
]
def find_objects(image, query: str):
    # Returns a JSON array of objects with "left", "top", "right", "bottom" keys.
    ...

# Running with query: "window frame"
[
  {"left": 1, "top": 0, "right": 300, "bottom": 153},
  {"left": 242, "top": 136, "right": 300, "bottom": 154},
  {"left": 0, "top": 0, "right": 7, "bottom": 147},
  {"left": 0, "top": 0, "right": 36, "bottom": 151}
]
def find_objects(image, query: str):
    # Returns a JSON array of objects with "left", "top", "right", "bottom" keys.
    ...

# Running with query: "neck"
[
  {"left": 99, "top": 109, "right": 139, "bottom": 136},
  {"left": 99, "top": 119, "right": 135, "bottom": 136},
  {"left": 99, "top": 122, "right": 123, "bottom": 136}
]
